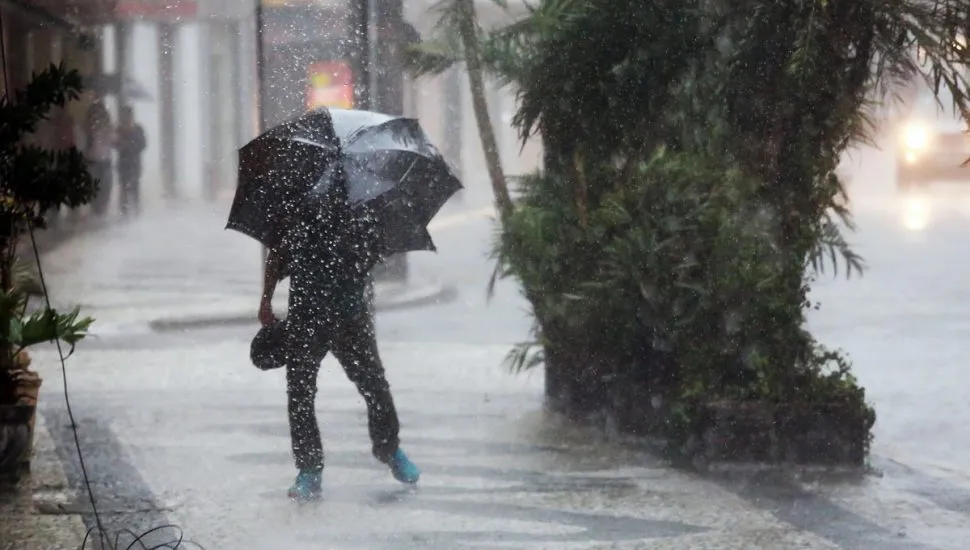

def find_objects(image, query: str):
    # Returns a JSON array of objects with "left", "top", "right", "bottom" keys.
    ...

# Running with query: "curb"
[
  {"left": 0, "top": 414, "right": 88, "bottom": 549},
  {"left": 148, "top": 281, "right": 458, "bottom": 332}
]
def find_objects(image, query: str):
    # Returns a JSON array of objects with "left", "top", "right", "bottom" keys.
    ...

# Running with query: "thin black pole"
[
  {"left": 353, "top": 0, "right": 371, "bottom": 109},
  {"left": 114, "top": 22, "right": 128, "bottom": 107},
  {"left": 255, "top": 0, "right": 268, "bottom": 133},
  {"left": 158, "top": 23, "right": 177, "bottom": 198},
  {"left": 372, "top": 0, "right": 404, "bottom": 115}
]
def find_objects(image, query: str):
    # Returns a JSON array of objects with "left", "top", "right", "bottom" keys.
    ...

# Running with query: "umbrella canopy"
[
  {"left": 84, "top": 73, "right": 153, "bottom": 101},
  {"left": 228, "top": 107, "right": 462, "bottom": 257},
  {"left": 227, "top": 110, "right": 342, "bottom": 247},
  {"left": 331, "top": 108, "right": 445, "bottom": 159},
  {"left": 329, "top": 108, "right": 399, "bottom": 143},
  {"left": 315, "top": 109, "right": 463, "bottom": 254}
]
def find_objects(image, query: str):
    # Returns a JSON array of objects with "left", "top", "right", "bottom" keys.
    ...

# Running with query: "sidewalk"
[
  {"left": 34, "top": 201, "right": 452, "bottom": 332},
  {"left": 0, "top": 415, "right": 88, "bottom": 550},
  {"left": 26, "top": 332, "right": 970, "bottom": 549},
  {"left": 27, "top": 339, "right": 834, "bottom": 550}
]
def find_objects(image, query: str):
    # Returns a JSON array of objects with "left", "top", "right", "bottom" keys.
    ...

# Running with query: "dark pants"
[
  {"left": 284, "top": 304, "right": 399, "bottom": 473},
  {"left": 119, "top": 169, "right": 140, "bottom": 216}
]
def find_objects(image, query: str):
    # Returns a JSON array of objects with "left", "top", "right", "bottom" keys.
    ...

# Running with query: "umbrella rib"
[
  {"left": 399, "top": 157, "right": 418, "bottom": 185},
  {"left": 292, "top": 136, "right": 336, "bottom": 149}
]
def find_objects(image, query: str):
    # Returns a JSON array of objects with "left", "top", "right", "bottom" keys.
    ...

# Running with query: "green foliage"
[
  {"left": 498, "top": 152, "right": 783, "bottom": 384},
  {"left": 495, "top": 152, "right": 875, "bottom": 445},
  {"left": 0, "top": 288, "right": 93, "bottom": 359},
  {"left": 699, "top": 0, "right": 970, "bottom": 273},
  {"left": 510, "top": 0, "right": 709, "bottom": 162},
  {"left": 0, "top": 62, "right": 99, "bottom": 232},
  {"left": 478, "top": 0, "right": 953, "bottom": 452},
  {"left": 404, "top": 30, "right": 463, "bottom": 77},
  {"left": 0, "top": 63, "right": 96, "bottom": 399}
]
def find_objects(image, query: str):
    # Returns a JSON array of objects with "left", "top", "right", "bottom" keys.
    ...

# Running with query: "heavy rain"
[{"left": 2, "top": 1, "right": 970, "bottom": 549}]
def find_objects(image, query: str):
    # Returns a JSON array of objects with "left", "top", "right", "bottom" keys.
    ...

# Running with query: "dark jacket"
[
  {"left": 279, "top": 177, "right": 383, "bottom": 324},
  {"left": 116, "top": 125, "right": 146, "bottom": 177}
]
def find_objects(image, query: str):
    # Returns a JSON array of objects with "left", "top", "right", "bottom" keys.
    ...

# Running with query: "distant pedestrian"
[
  {"left": 84, "top": 100, "right": 114, "bottom": 216},
  {"left": 115, "top": 105, "right": 146, "bottom": 216},
  {"left": 255, "top": 110, "right": 420, "bottom": 502}
]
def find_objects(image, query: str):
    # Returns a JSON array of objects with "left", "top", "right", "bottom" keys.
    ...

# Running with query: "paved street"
[{"left": 16, "top": 152, "right": 970, "bottom": 549}]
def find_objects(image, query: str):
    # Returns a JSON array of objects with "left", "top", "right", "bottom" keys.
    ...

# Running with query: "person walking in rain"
[
  {"left": 115, "top": 105, "right": 146, "bottom": 216},
  {"left": 255, "top": 112, "right": 420, "bottom": 501}
]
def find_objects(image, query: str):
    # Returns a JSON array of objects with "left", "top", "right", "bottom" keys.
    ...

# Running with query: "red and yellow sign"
[
  {"left": 307, "top": 61, "right": 354, "bottom": 110},
  {"left": 116, "top": 0, "right": 197, "bottom": 19}
]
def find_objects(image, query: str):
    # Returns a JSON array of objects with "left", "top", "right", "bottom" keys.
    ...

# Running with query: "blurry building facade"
[
  {"left": 0, "top": 0, "right": 233, "bottom": 205},
  {"left": 1, "top": 0, "right": 542, "bottom": 212},
  {"left": 0, "top": 0, "right": 111, "bottom": 154}
]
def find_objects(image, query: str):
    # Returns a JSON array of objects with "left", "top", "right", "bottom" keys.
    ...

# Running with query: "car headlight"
[
  {"left": 902, "top": 123, "right": 930, "bottom": 150},
  {"left": 902, "top": 195, "right": 930, "bottom": 232}
]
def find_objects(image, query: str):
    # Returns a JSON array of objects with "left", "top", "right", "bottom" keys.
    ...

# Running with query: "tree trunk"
[{"left": 455, "top": 0, "right": 514, "bottom": 220}]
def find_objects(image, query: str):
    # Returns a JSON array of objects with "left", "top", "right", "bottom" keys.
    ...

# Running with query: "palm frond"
[
  {"left": 404, "top": 37, "right": 464, "bottom": 77},
  {"left": 806, "top": 212, "right": 865, "bottom": 279}
]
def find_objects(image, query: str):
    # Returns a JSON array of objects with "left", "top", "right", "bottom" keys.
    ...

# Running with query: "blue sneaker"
[
  {"left": 287, "top": 470, "right": 322, "bottom": 501},
  {"left": 389, "top": 448, "right": 421, "bottom": 484}
]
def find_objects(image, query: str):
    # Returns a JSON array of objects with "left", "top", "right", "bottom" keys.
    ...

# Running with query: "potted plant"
[{"left": 0, "top": 64, "right": 98, "bottom": 479}]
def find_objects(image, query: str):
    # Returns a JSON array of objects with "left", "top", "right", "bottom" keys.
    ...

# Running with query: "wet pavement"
[
  {"left": 32, "top": 335, "right": 848, "bottom": 550},
  {"left": 18, "top": 157, "right": 970, "bottom": 549},
  {"left": 36, "top": 200, "right": 459, "bottom": 334}
]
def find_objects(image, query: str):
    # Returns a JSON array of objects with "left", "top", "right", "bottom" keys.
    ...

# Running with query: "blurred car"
[{"left": 895, "top": 94, "right": 970, "bottom": 189}]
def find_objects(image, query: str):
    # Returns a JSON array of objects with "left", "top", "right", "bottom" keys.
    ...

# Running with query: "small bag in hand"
[{"left": 250, "top": 319, "right": 287, "bottom": 371}]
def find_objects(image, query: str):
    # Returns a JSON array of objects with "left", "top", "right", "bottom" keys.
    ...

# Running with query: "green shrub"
[
  {"left": 0, "top": 64, "right": 97, "bottom": 405},
  {"left": 494, "top": 149, "right": 874, "bottom": 445}
]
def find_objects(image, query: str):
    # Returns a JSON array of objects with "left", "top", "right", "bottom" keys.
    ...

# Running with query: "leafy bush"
[
  {"left": 424, "top": 0, "right": 915, "bottom": 454},
  {"left": 0, "top": 64, "right": 97, "bottom": 404},
  {"left": 0, "top": 64, "right": 97, "bottom": 220},
  {"left": 494, "top": 149, "right": 874, "bottom": 444}
]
